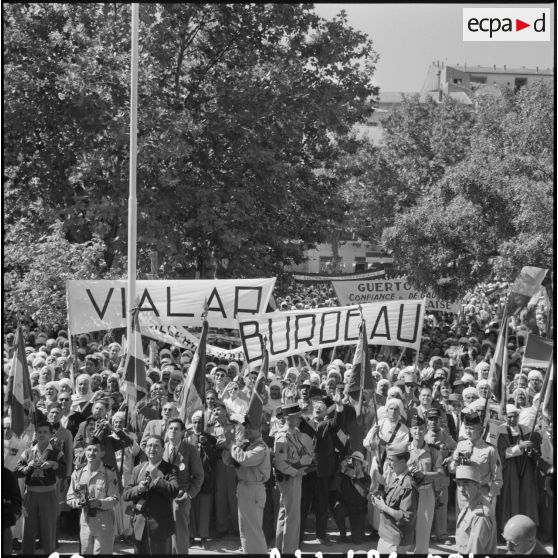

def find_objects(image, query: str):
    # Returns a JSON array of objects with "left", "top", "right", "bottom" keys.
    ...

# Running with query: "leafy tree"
[
  {"left": 4, "top": 3, "right": 379, "bottom": 297},
  {"left": 4, "top": 221, "right": 118, "bottom": 328},
  {"left": 382, "top": 81, "right": 554, "bottom": 300}
]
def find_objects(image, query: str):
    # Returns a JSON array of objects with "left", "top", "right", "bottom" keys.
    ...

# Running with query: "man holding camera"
[
  {"left": 67, "top": 437, "right": 119, "bottom": 554},
  {"left": 15, "top": 420, "right": 66, "bottom": 555},
  {"left": 123, "top": 434, "right": 179, "bottom": 554}
]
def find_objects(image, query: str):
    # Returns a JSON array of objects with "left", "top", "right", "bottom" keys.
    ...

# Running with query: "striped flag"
[
  {"left": 487, "top": 316, "right": 508, "bottom": 417},
  {"left": 347, "top": 320, "right": 375, "bottom": 416},
  {"left": 122, "top": 308, "right": 147, "bottom": 421},
  {"left": 178, "top": 318, "right": 208, "bottom": 424},
  {"left": 5, "top": 327, "right": 33, "bottom": 437},
  {"left": 507, "top": 266, "right": 547, "bottom": 316},
  {"left": 246, "top": 343, "right": 269, "bottom": 428}
]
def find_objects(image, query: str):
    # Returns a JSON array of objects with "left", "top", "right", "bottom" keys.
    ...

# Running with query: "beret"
[
  {"left": 463, "top": 411, "right": 482, "bottom": 426},
  {"left": 410, "top": 415, "right": 425, "bottom": 427}
]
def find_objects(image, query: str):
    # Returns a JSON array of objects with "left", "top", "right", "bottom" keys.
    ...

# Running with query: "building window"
[
  {"left": 453, "top": 78, "right": 463, "bottom": 84},
  {"left": 354, "top": 262, "right": 367, "bottom": 273},
  {"left": 319, "top": 256, "right": 332, "bottom": 273},
  {"left": 514, "top": 77, "right": 528, "bottom": 90},
  {"left": 470, "top": 75, "right": 487, "bottom": 84}
]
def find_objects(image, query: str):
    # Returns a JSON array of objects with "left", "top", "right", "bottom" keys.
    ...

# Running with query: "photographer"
[
  {"left": 67, "top": 437, "right": 119, "bottom": 554},
  {"left": 123, "top": 435, "right": 179, "bottom": 554},
  {"left": 14, "top": 420, "right": 66, "bottom": 555},
  {"left": 332, "top": 451, "right": 371, "bottom": 544}
]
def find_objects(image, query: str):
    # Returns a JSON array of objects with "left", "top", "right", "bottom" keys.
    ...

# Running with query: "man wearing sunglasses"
[{"left": 502, "top": 514, "right": 549, "bottom": 555}]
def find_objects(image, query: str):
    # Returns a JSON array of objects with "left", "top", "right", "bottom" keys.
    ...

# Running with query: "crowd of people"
[{"left": 2, "top": 281, "right": 554, "bottom": 555}]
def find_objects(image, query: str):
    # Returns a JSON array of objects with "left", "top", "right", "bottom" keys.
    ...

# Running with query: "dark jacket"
[
  {"left": 299, "top": 411, "right": 342, "bottom": 477},
  {"left": 123, "top": 459, "right": 179, "bottom": 542},
  {"left": 163, "top": 440, "right": 204, "bottom": 498},
  {"left": 3, "top": 467, "right": 22, "bottom": 526},
  {"left": 14, "top": 443, "right": 66, "bottom": 488}
]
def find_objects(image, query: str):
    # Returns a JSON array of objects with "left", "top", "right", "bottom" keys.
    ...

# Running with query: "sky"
[{"left": 314, "top": 3, "right": 555, "bottom": 92}]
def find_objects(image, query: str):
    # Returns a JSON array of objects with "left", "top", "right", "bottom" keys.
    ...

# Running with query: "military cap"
[
  {"left": 455, "top": 464, "right": 481, "bottom": 483},
  {"left": 386, "top": 442, "right": 409, "bottom": 458},
  {"left": 448, "top": 393, "right": 463, "bottom": 402},
  {"left": 426, "top": 408, "right": 442, "bottom": 420}
]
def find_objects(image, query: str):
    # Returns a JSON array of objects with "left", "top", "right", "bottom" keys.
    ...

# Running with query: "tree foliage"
[
  {"left": 4, "top": 3, "right": 379, "bottom": 301},
  {"left": 381, "top": 81, "right": 554, "bottom": 299},
  {"left": 3, "top": 221, "right": 118, "bottom": 328}
]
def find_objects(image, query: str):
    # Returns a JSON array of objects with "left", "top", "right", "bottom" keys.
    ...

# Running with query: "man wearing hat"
[
  {"left": 454, "top": 464, "right": 496, "bottom": 554},
  {"left": 273, "top": 402, "right": 313, "bottom": 554},
  {"left": 445, "top": 393, "right": 463, "bottom": 441},
  {"left": 407, "top": 415, "right": 444, "bottom": 553},
  {"left": 495, "top": 404, "right": 541, "bottom": 533},
  {"left": 331, "top": 450, "right": 371, "bottom": 544},
  {"left": 502, "top": 514, "right": 550, "bottom": 555},
  {"left": 449, "top": 411, "right": 502, "bottom": 513},
  {"left": 425, "top": 405, "right": 457, "bottom": 544},
  {"left": 226, "top": 415, "right": 271, "bottom": 553},
  {"left": 298, "top": 395, "right": 344, "bottom": 546},
  {"left": 370, "top": 442, "right": 418, "bottom": 554}
]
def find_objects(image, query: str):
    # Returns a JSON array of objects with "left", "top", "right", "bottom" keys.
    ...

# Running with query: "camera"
[{"left": 134, "top": 471, "right": 151, "bottom": 515}]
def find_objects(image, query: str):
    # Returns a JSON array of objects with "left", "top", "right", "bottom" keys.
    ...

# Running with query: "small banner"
[
  {"left": 332, "top": 277, "right": 459, "bottom": 313},
  {"left": 238, "top": 300, "right": 426, "bottom": 366},
  {"left": 67, "top": 278, "right": 276, "bottom": 334},
  {"left": 522, "top": 334, "right": 554, "bottom": 370},
  {"left": 293, "top": 269, "right": 386, "bottom": 283}
]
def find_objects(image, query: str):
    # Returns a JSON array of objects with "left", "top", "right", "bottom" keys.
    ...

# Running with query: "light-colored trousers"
[
  {"left": 414, "top": 484, "right": 435, "bottom": 553},
  {"left": 237, "top": 482, "right": 267, "bottom": 554},
  {"left": 79, "top": 510, "right": 116, "bottom": 555},
  {"left": 215, "top": 459, "right": 239, "bottom": 533},
  {"left": 275, "top": 475, "right": 302, "bottom": 554}
]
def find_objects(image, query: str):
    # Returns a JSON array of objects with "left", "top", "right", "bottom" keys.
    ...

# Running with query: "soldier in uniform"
[
  {"left": 226, "top": 415, "right": 271, "bottom": 553},
  {"left": 370, "top": 442, "right": 419, "bottom": 554},
  {"left": 449, "top": 411, "right": 502, "bottom": 514},
  {"left": 454, "top": 464, "right": 496, "bottom": 554},
  {"left": 67, "top": 437, "right": 119, "bottom": 554},
  {"left": 273, "top": 403, "right": 313, "bottom": 554},
  {"left": 407, "top": 415, "right": 444, "bottom": 553},
  {"left": 424, "top": 406, "right": 456, "bottom": 544}
]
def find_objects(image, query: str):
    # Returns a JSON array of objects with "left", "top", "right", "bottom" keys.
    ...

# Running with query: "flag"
[
  {"left": 347, "top": 320, "right": 375, "bottom": 416},
  {"left": 487, "top": 316, "right": 508, "bottom": 416},
  {"left": 122, "top": 308, "right": 147, "bottom": 420},
  {"left": 507, "top": 266, "right": 547, "bottom": 315},
  {"left": 522, "top": 334, "right": 554, "bottom": 370},
  {"left": 542, "top": 362, "right": 554, "bottom": 420},
  {"left": 178, "top": 318, "right": 208, "bottom": 424},
  {"left": 5, "top": 327, "right": 33, "bottom": 437},
  {"left": 246, "top": 343, "right": 269, "bottom": 428}
]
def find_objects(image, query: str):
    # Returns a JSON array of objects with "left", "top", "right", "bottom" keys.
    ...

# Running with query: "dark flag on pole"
[
  {"left": 122, "top": 307, "right": 147, "bottom": 423},
  {"left": 246, "top": 340, "right": 269, "bottom": 428},
  {"left": 347, "top": 318, "right": 375, "bottom": 416},
  {"left": 487, "top": 316, "right": 509, "bottom": 417},
  {"left": 507, "top": 266, "right": 547, "bottom": 316},
  {"left": 178, "top": 316, "right": 208, "bottom": 423},
  {"left": 5, "top": 326, "right": 33, "bottom": 437}
]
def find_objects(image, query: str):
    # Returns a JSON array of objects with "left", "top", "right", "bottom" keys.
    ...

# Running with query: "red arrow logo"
[{"left": 516, "top": 19, "right": 530, "bottom": 31}]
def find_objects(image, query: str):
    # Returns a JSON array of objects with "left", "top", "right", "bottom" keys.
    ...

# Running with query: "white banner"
[
  {"left": 332, "top": 277, "right": 459, "bottom": 313},
  {"left": 238, "top": 300, "right": 425, "bottom": 366},
  {"left": 67, "top": 278, "right": 276, "bottom": 334},
  {"left": 141, "top": 323, "right": 246, "bottom": 362}
]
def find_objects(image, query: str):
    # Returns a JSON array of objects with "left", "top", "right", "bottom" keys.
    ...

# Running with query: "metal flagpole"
[{"left": 127, "top": 3, "right": 139, "bottom": 343}]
